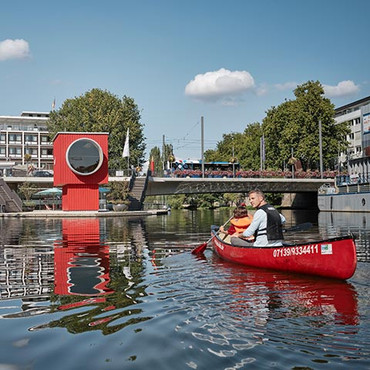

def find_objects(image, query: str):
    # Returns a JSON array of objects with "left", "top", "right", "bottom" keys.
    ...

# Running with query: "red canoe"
[{"left": 211, "top": 232, "right": 357, "bottom": 280}]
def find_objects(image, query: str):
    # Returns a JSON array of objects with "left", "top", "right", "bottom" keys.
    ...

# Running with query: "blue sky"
[{"left": 1, "top": 0, "right": 369, "bottom": 159}]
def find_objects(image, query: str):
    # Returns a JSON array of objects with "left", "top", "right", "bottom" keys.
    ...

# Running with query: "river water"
[{"left": 0, "top": 209, "right": 369, "bottom": 369}]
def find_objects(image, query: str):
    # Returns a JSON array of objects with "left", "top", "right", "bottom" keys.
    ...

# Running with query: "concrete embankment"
[{"left": 0, "top": 209, "right": 169, "bottom": 218}]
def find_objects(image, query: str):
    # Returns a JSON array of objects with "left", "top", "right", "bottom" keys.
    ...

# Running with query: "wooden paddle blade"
[{"left": 191, "top": 242, "right": 208, "bottom": 255}]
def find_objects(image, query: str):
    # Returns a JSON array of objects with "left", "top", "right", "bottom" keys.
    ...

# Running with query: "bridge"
[
  {"left": 3, "top": 175, "right": 333, "bottom": 208},
  {"left": 3, "top": 175, "right": 333, "bottom": 195},
  {"left": 144, "top": 177, "right": 332, "bottom": 195},
  {"left": 2, "top": 175, "right": 334, "bottom": 210}
]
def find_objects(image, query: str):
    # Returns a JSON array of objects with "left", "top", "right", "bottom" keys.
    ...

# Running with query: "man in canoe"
[{"left": 231, "top": 189, "right": 285, "bottom": 247}]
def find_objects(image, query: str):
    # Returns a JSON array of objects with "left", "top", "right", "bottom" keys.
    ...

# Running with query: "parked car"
[{"left": 33, "top": 170, "right": 54, "bottom": 177}]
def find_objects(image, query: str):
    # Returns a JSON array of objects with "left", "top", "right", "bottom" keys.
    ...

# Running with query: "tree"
[
  {"left": 205, "top": 122, "right": 262, "bottom": 170},
  {"left": 47, "top": 89, "right": 146, "bottom": 170},
  {"left": 263, "top": 81, "right": 349, "bottom": 170},
  {"left": 162, "top": 143, "right": 174, "bottom": 168},
  {"left": 106, "top": 181, "right": 129, "bottom": 204},
  {"left": 18, "top": 182, "right": 38, "bottom": 201},
  {"left": 149, "top": 146, "right": 162, "bottom": 175}
]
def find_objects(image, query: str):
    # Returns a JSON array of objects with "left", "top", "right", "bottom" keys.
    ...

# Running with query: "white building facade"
[
  {"left": 0, "top": 111, "right": 53, "bottom": 174},
  {"left": 335, "top": 96, "right": 370, "bottom": 182}
]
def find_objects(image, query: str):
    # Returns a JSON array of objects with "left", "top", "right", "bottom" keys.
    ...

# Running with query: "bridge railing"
[
  {"left": 2, "top": 167, "right": 345, "bottom": 180},
  {"left": 162, "top": 169, "right": 339, "bottom": 179}
]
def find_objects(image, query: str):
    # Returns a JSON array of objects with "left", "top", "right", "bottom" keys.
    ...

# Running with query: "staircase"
[
  {"left": 0, "top": 178, "right": 23, "bottom": 213},
  {"left": 128, "top": 174, "right": 149, "bottom": 211}
]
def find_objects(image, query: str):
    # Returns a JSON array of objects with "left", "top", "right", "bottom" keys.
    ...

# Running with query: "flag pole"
[{"left": 122, "top": 128, "right": 130, "bottom": 175}]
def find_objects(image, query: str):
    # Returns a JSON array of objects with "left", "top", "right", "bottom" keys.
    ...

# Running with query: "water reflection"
[
  {"left": 319, "top": 212, "right": 370, "bottom": 262},
  {"left": 212, "top": 258, "right": 359, "bottom": 327},
  {"left": 0, "top": 217, "right": 155, "bottom": 335},
  {"left": 0, "top": 211, "right": 369, "bottom": 369},
  {"left": 46, "top": 218, "right": 152, "bottom": 334},
  {"left": 54, "top": 219, "right": 113, "bottom": 296}
]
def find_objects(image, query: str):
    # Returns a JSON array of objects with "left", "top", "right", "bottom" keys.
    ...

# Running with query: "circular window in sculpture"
[{"left": 66, "top": 138, "right": 103, "bottom": 175}]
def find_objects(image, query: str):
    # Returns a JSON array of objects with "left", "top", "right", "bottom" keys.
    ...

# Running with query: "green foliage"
[
  {"left": 106, "top": 181, "right": 129, "bottom": 204},
  {"left": 205, "top": 123, "right": 263, "bottom": 170},
  {"left": 265, "top": 193, "right": 283, "bottom": 206},
  {"left": 166, "top": 193, "right": 244, "bottom": 209},
  {"left": 149, "top": 146, "right": 162, "bottom": 175},
  {"left": 18, "top": 182, "right": 38, "bottom": 201},
  {"left": 203, "top": 81, "right": 349, "bottom": 173},
  {"left": 24, "top": 153, "right": 32, "bottom": 163},
  {"left": 148, "top": 144, "right": 174, "bottom": 176},
  {"left": 48, "top": 88, "right": 146, "bottom": 170},
  {"left": 223, "top": 192, "right": 245, "bottom": 205},
  {"left": 162, "top": 143, "right": 174, "bottom": 163},
  {"left": 263, "top": 80, "right": 349, "bottom": 170},
  {"left": 195, "top": 193, "right": 220, "bottom": 208},
  {"left": 167, "top": 194, "right": 186, "bottom": 209}
]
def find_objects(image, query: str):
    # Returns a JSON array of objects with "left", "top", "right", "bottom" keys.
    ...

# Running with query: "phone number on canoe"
[{"left": 273, "top": 244, "right": 319, "bottom": 258}]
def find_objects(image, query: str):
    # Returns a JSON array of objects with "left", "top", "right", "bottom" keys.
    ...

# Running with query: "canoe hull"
[{"left": 212, "top": 234, "right": 357, "bottom": 280}]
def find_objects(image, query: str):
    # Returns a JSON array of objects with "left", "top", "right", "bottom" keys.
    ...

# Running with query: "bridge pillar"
[{"left": 281, "top": 192, "right": 317, "bottom": 209}]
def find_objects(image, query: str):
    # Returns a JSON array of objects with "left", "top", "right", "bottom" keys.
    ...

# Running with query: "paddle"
[
  {"left": 192, "top": 221, "right": 312, "bottom": 255},
  {"left": 191, "top": 215, "right": 233, "bottom": 255}
]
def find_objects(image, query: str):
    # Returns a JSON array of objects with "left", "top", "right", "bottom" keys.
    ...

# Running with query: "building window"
[
  {"left": 25, "top": 134, "right": 37, "bottom": 143},
  {"left": 9, "top": 147, "right": 21, "bottom": 155},
  {"left": 26, "top": 148, "right": 38, "bottom": 155},
  {"left": 9, "top": 134, "right": 21, "bottom": 142},
  {"left": 66, "top": 138, "right": 103, "bottom": 175},
  {"left": 41, "top": 148, "right": 53, "bottom": 156},
  {"left": 0, "top": 147, "right": 5, "bottom": 155}
]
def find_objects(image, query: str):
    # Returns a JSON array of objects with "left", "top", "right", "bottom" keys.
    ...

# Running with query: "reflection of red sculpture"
[
  {"left": 212, "top": 257, "right": 359, "bottom": 327},
  {"left": 54, "top": 219, "right": 113, "bottom": 297},
  {"left": 53, "top": 132, "right": 108, "bottom": 211}
]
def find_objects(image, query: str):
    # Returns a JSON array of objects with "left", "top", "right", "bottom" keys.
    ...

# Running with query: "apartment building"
[
  {"left": 335, "top": 96, "right": 370, "bottom": 180},
  {"left": 0, "top": 111, "right": 53, "bottom": 174}
]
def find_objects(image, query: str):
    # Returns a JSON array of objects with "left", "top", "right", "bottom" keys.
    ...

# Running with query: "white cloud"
[
  {"left": 274, "top": 82, "right": 297, "bottom": 91},
  {"left": 323, "top": 80, "right": 360, "bottom": 97},
  {"left": 0, "top": 39, "right": 30, "bottom": 61},
  {"left": 256, "top": 83, "right": 269, "bottom": 96},
  {"left": 185, "top": 68, "right": 255, "bottom": 103}
]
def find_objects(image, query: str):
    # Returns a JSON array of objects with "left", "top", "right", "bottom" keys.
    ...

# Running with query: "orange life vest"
[{"left": 230, "top": 215, "right": 253, "bottom": 233}]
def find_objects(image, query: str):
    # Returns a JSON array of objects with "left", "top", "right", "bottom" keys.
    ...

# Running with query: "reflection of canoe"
[
  {"left": 212, "top": 232, "right": 357, "bottom": 280},
  {"left": 212, "top": 259, "right": 359, "bottom": 326}
]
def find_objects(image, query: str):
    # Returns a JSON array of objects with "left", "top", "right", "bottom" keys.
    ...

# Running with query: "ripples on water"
[{"left": 0, "top": 210, "right": 369, "bottom": 369}]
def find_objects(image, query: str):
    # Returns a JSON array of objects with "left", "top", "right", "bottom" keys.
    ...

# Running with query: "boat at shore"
[
  {"left": 318, "top": 176, "right": 370, "bottom": 212},
  {"left": 211, "top": 232, "right": 357, "bottom": 280}
]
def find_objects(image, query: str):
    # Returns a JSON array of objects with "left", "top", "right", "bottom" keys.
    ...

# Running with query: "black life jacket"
[{"left": 256, "top": 204, "right": 284, "bottom": 241}]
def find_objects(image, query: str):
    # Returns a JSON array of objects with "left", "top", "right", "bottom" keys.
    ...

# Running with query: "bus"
[{"left": 165, "top": 159, "right": 240, "bottom": 178}]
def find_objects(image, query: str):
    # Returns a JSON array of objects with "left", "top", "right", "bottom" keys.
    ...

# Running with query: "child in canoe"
[{"left": 220, "top": 205, "right": 253, "bottom": 235}]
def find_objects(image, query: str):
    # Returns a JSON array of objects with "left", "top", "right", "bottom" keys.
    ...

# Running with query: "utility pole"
[
  {"left": 319, "top": 119, "right": 323, "bottom": 179},
  {"left": 162, "top": 134, "right": 166, "bottom": 175},
  {"left": 232, "top": 143, "right": 235, "bottom": 178},
  {"left": 260, "top": 135, "right": 265, "bottom": 171},
  {"left": 201, "top": 116, "right": 205, "bottom": 178}
]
